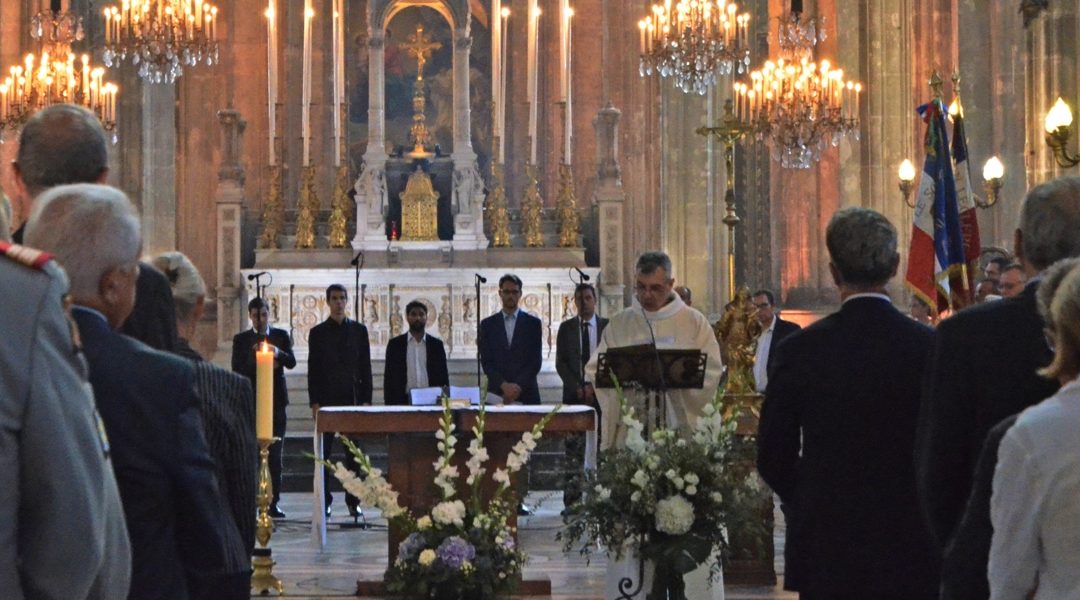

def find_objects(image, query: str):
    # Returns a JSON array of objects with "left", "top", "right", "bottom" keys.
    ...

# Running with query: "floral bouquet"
[
  {"left": 321, "top": 398, "right": 559, "bottom": 599},
  {"left": 558, "top": 380, "right": 763, "bottom": 600}
]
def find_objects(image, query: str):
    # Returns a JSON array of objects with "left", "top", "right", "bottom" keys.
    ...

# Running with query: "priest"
[{"left": 586, "top": 250, "right": 724, "bottom": 449}]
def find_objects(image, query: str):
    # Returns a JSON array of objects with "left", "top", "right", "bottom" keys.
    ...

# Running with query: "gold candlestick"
[
  {"left": 328, "top": 163, "right": 353, "bottom": 248},
  {"left": 259, "top": 163, "right": 285, "bottom": 249},
  {"left": 556, "top": 163, "right": 580, "bottom": 247},
  {"left": 521, "top": 161, "right": 545, "bottom": 247},
  {"left": 251, "top": 438, "right": 284, "bottom": 595},
  {"left": 294, "top": 165, "right": 319, "bottom": 249},
  {"left": 487, "top": 150, "right": 511, "bottom": 247}
]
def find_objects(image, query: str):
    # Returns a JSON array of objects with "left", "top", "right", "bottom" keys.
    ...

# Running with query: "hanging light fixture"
[
  {"left": 102, "top": 0, "right": 220, "bottom": 84},
  {"left": 0, "top": 1, "right": 118, "bottom": 136},
  {"left": 733, "top": 0, "right": 861, "bottom": 168},
  {"left": 637, "top": 0, "right": 752, "bottom": 96}
]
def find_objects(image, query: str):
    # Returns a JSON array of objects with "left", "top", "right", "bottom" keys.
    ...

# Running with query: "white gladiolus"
[
  {"left": 631, "top": 470, "right": 649, "bottom": 488},
  {"left": 493, "top": 468, "right": 510, "bottom": 484},
  {"left": 630, "top": 490, "right": 641, "bottom": 503},
  {"left": 655, "top": 495, "right": 695, "bottom": 535},
  {"left": 685, "top": 485, "right": 697, "bottom": 496}
]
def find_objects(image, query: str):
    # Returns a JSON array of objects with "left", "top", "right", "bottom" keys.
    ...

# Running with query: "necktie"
[{"left": 581, "top": 320, "right": 591, "bottom": 368}]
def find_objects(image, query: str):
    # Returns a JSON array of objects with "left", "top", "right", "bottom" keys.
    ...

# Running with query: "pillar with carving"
[
  {"left": 593, "top": 103, "right": 626, "bottom": 315},
  {"left": 353, "top": 30, "right": 390, "bottom": 248},
  {"left": 215, "top": 108, "right": 247, "bottom": 361}
]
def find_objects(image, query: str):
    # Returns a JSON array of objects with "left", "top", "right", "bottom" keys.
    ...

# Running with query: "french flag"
[{"left": 950, "top": 101, "right": 982, "bottom": 303}]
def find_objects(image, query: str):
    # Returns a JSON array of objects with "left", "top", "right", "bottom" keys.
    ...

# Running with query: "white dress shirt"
[
  {"left": 405, "top": 333, "right": 429, "bottom": 392},
  {"left": 753, "top": 315, "right": 775, "bottom": 393},
  {"left": 989, "top": 377, "right": 1080, "bottom": 599},
  {"left": 503, "top": 309, "right": 519, "bottom": 345}
]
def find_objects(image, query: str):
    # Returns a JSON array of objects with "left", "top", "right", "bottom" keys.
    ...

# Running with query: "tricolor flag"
[
  {"left": 905, "top": 98, "right": 968, "bottom": 315},
  {"left": 949, "top": 99, "right": 981, "bottom": 306}
]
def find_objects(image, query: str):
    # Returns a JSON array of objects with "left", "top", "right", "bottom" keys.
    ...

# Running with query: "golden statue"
[
  {"left": 714, "top": 286, "right": 763, "bottom": 395},
  {"left": 399, "top": 166, "right": 439, "bottom": 241},
  {"left": 402, "top": 25, "right": 441, "bottom": 158}
]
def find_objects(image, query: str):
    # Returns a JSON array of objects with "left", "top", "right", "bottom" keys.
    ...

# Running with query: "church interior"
[{"left": 3, "top": 0, "right": 1080, "bottom": 598}]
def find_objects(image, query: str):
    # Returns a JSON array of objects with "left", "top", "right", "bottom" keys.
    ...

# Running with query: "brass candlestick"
[
  {"left": 328, "top": 163, "right": 353, "bottom": 248},
  {"left": 259, "top": 164, "right": 285, "bottom": 249},
  {"left": 251, "top": 437, "right": 284, "bottom": 595},
  {"left": 521, "top": 161, "right": 545, "bottom": 247},
  {"left": 487, "top": 155, "right": 512, "bottom": 247},
  {"left": 294, "top": 165, "right": 319, "bottom": 249},
  {"left": 556, "top": 163, "right": 580, "bottom": 247},
  {"left": 696, "top": 98, "right": 751, "bottom": 302}
]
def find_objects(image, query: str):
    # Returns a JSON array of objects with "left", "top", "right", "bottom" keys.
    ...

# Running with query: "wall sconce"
[
  {"left": 979, "top": 156, "right": 1004, "bottom": 208},
  {"left": 898, "top": 159, "right": 917, "bottom": 208},
  {"left": 1045, "top": 97, "right": 1080, "bottom": 168}
]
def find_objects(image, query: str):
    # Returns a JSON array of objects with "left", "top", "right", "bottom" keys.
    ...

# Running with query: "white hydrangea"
[
  {"left": 417, "top": 516, "right": 432, "bottom": 530},
  {"left": 655, "top": 495, "right": 695, "bottom": 535},
  {"left": 596, "top": 486, "right": 612, "bottom": 501},
  {"left": 431, "top": 500, "right": 467, "bottom": 527},
  {"left": 631, "top": 470, "right": 649, "bottom": 488}
]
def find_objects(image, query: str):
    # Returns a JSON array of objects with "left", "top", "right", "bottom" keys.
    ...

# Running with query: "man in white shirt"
[
  {"left": 751, "top": 289, "right": 801, "bottom": 393},
  {"left": 384, "top": 301, "right": 449, "bottom": 405}
]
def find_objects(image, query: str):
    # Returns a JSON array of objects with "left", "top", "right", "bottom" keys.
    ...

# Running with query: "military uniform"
[{"left": 0, "top": 242, "right": 131, "bottom": 599}]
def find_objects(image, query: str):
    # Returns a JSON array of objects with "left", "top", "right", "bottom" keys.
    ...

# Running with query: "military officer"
[{"left": 0, "top": 241, "right": 131, "bottom": 599}]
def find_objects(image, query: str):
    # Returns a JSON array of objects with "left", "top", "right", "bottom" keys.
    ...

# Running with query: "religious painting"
[{"left": 347, "top": 4, "right": 492, "bottom": 173}]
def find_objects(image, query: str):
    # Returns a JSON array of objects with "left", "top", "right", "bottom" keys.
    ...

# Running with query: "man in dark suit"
[
  {"left": 384, "top": 299, "right": 449, "bottom": 405},
  {"left": 26, "top": 183, "right": 247, "bottom": 600},
  {"left": 308, "top": 283, "right": 373, "bottom": 517},
  {"left": 918, "top": 176, "right": 1080, "bottom": 599},
  {"left": 233, "top": 295, "right": 296, "bottom": 519},
  {"left": 750, "top": 288, "right": 801, "bottom": 393},
  {"left": 758, "top": 207, "right": 939, "bottom": 598},
  {"left": 555, "top": 283, "right": 608, "bottom": 509},
  {"left": 478, "top": 273, "right": 543, "bottom": 405}
]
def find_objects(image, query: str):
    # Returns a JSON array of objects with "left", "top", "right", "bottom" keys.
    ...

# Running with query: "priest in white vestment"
[{"left": 585, "top": 251, "right": 725, "bottom": 599}]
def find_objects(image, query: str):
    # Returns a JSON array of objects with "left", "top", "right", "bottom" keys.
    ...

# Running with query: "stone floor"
[{"left": 259, "top": 492, "right": 797, "bottom": 599}]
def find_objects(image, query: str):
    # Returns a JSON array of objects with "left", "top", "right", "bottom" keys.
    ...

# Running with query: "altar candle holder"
[{"left": 251, "top": 437, "right": 284, "bottom": 595}]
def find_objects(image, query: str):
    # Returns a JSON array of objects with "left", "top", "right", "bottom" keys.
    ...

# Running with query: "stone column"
[
  {"left": 450, "top": 27, "right": 487, "bottom": 249},
  {"left": 594, "top": 104, "right": 626, "bottom": 317},
  {"left": 353, "top": 29, "right": 390, "bottom": 249},
  {"left": 214, "top": 109, "right": 247, "bottom": 361},
  {"left": 139, "top": 83, "right": 178, "bottom": 256}
]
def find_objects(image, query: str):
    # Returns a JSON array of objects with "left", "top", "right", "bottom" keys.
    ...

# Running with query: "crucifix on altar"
[{"left": 403, "top": 25, "right": 440, "bottom": 159}]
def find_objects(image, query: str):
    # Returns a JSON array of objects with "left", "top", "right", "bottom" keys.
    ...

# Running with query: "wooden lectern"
[{"left": 313, "top": 405, "right": 596, "bottom": 596}]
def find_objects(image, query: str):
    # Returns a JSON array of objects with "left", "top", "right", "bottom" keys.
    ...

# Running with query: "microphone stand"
[
  {"left": 251, "top": 272, "right": 267, "bottom": 299},
  {"left": 475, "top": 273, "right": 485, "bottom": 390},
  {"left": 351, "top": 251, "right": 364, "bottom": 321},
  {"left": 642, "top": 306, "right": 669, "bottom": 435}
]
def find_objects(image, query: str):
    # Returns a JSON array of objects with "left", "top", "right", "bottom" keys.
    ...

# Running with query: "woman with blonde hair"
[
  {"left": 989, "top": 259, "right": 1080, "bottom": 598},
  {"left": 152, "top": 251, "right": 207, "bottom": 361}
]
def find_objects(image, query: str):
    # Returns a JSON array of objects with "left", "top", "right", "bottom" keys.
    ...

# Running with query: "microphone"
[
  {"left": 642, "top": 306, "right": 669, "bottom": 405},
  {"left": 350, "top": 250, "right": 364, "bottom": 266},
  {"left": 574, "top": 267, "right": 590, "bottom": 281},
  {"left": 247, "top": 271, "right": 268, "bottom": 281},
  {"left": 475, "top": 273, "right": 487, "bottom": 283}
]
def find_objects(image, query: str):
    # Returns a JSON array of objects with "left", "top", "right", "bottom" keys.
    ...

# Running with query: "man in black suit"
[
  {"left": 750, "top": 288, "right": 801, "bottom": 393},
  {"left": 478, "top": 273, "right": 543, "bottom": 405},
  {"left": 757, "top": 207, "right": 939, "bottom": 598},
  {"left": 384, "top": 300, "right": 449, "bottom": 405},
  {"left": 555, "top": 283, "right": 608, "bottom": 509},
  {"left": 233, "top": 296, "right": 296, "bottom": 518},
  {"left": 27, "top": 183, "right": 247, "bottom": 600},
  {"left": 308, "top": 284, "right": 373, "bottom": 517},
  {"left": 918, "top": 176, "right": 1080, "bottom": 599}
]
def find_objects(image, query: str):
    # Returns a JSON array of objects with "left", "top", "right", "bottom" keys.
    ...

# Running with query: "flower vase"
[{"left": 605, "top": 555, "right": 724, "bottom": 599}]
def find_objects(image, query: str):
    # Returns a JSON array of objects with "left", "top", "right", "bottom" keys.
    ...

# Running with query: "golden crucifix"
[{"left": 403, "top": 25, "right": 441, "bottom": 81}]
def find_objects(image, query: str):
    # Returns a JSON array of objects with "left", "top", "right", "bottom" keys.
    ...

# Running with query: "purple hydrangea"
[
  {"left": 436, "top": 536, "right": 476, "bottom": 569},
  {"left": 499, "top": 530, "right": 516, "bottom": 552},
  {"left": 398, "top": 532, "right": 424, "bottom": 562}
]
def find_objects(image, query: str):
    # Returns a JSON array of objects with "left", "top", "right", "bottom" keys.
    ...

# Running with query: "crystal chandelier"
[
  {"left": 102, "top": 0, "right": 220, "bottom": 84},
  {"left": 734, "top": 2, "right": 861, "bottom": 168},
  {"left": 637, "top": 0, "right": 751, "bottom": 96},
  {"left": 0, "top": 3, "right": 118, "bottom": 135}
]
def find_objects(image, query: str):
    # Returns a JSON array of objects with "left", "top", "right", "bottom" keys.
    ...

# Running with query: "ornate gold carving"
[
  {"left": 294, "top": 166, "right": 320, "bottom": 249},
  {"left": 486, "top": 159, "right": 511, "bottom": 247},
  {"left": 259, "top": 165, "right": 285, "bottom": 249},
  {"left": 327, "top": 164, "right": 353, "bottom": 248},
  {"left": 399, "top": 167, "right": 440, "bottom": 241},
  {"left": 403, "top": 25, "right": 440, "bottom": 158},
  {"left": 714, "top": 287, "right": 763, "bottom": 395},
  {"left": 556, "top": 163, "right": 580, "bottom": 247},
  {"left": 521, "top": 164, "right": 545, "bottom": 247}
]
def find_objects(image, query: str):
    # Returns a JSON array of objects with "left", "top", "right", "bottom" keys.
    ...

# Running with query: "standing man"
[
  {"left": 478, "top": 274, "right": 543, "bottom": 405},
  {"left": 384, "top": 300, "right": 449, "bottom": 405},
  {"left": 757, "top": 207, "right": 939, "bottom": 598},
  {"left": 233, "top": 296, "right": 296, "bottom": 519},
  {"left": 555, "top": 283, "right": 608, "bottom": 509},
  {"left": 0, "top": 239, "right": 131, "bottom": 599},
  {"left": 308, "top": 284, "right": 373, "bottom": 518},
  {"left": 997, "top": 263, "right": 1027, "bottom": 299},
  {"left": 750, "top": 289, "right": 801, "bottom": 393},
  {"left": 587, "top": 251, "right": 724, "bottom": 450},
  {"left": 918, "top": 176, "right": 1080, "bottom": 599}
]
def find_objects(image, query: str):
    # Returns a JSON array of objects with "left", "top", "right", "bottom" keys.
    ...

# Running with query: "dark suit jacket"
[
  {"left": 555, "top": 316, "right": 608, "bottom": 404},
  {"left": 73, "top": 307, "right": 247, "bottom": 600},
  {"left": 383, "top": 333, "right": 450, "bottom": 405},
  {"left": 231, "top": 327, "right": 296, "bottom": 409},
  {"left": 478, "top": 310, "right": 543, "bottom": 404},
  {"left": 765, "top": 316, "right": 801, "bottom": 375},
  {"left": 939, "top": 414, "right": 1017, "bottom": 600},
  {"left": 915, "top": 282, "right": 1057, "bottom": 549},
  {"left": 307, "top": 318, "right": 373, "bottom": 407},
  {"left": 757, "top": 298, "right": 939, "bottom": 598}
]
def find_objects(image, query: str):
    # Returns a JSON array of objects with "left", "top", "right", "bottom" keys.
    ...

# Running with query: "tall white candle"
[
  {"left": 527, "top": 1, "right": 540, "bottom": 165},
  {"left": 564, "top": 6, "right": 573, "bottom": 164},
  {"left": 302, "top": 1, "right": 313, "bottom": 166},
  {"left": 256, "top": 341, "right": 274, "bottom": 440},
  {"left": 266, "top": 1, "right": 276, "bottom": 165},
  {"left": 491, "top": 0, "right": 501, "bottom": 160},
  {"left": 499, "top": 7, "right": 509, "bottom": 163},
  {"left": 332, "top": 0, "right": 343, "bottom": 166}
]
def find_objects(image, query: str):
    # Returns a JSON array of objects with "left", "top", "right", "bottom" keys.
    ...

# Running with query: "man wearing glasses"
[
  {"left": 751, "top": 289, "right": 801, "bottom": 393},
  {"left": 478, "top": 273, "right": 543, "bottom": 405}
]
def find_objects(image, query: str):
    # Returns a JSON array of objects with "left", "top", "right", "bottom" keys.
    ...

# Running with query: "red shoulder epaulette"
[{"left": 0, "top": 241, "right": 54, "bottom": 270}]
